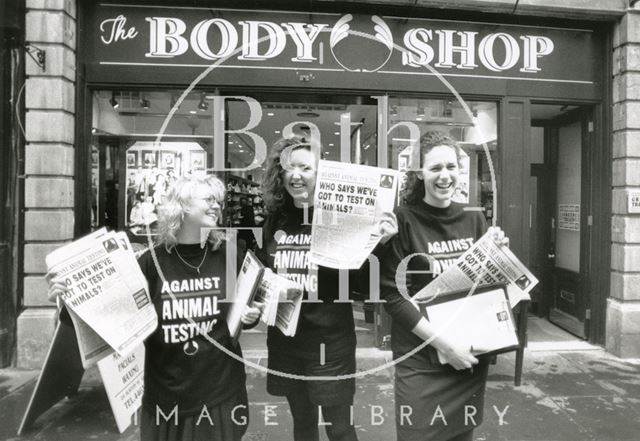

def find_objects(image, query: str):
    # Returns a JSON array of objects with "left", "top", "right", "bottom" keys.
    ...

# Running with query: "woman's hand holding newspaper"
[
  {"left": 488, "top": 226, "right": 510, "bottom": 248},
  {"left": 378, "top": 211, "right": 398, "bottom": 245},
  {"left": 431, "top": 335, "right": 479, "bottom": 371},
  {"left": 240, "top": 301, "right": 265, "bottom": 325},
  {"left": 45, "top": 271, "right": 67, "bottom": 306}
]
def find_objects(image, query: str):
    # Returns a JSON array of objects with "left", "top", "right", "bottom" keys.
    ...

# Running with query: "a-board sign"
[{"left": 18, "top": 322, "right": 84, "bottom": 435}]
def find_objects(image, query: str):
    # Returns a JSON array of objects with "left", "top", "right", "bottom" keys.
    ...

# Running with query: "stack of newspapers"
[
  {"left": 413, "top": 230, "right": 539, "bottom": 364},
  {"left": 45, "top": 228, "right": 154, "bottom": 432},
  {"left": 227, "top": 251, "right": 303, "bottom": 339},
  {"left": 255, "top": 268, "right": 303, "bottom": 336}
]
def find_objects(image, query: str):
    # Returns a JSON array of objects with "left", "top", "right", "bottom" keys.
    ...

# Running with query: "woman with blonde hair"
[{"left": 47, "top": 174, "right": 261, "bottom": 441}]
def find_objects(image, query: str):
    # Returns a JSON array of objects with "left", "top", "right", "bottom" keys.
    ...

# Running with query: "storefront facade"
[{"left": 14, "top": 0, "right": 639, "bottom": 368}]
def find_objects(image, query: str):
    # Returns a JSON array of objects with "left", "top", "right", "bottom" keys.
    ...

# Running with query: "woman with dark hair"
[
  {"left": 380, "top": 131, "right": 508, "bottom": 441},
  {"left": 47, "top": 175, "right": 261, "bottom": 441},
  {"left": 259, "top": 136, "right": 397, "bottom": 441}
]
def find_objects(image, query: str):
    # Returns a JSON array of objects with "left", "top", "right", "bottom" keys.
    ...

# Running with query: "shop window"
[
  {"left": 386, "top": 98, "right": 497, "bottom": 221},
  {"left": 90, "top": 90, "right": 379, "bottom": 241},
  {"left": 90, "top": 91, "right": 497, "bottom": 242},
  {"left": 91, "top": 90, "right": 215, "bottom": 242}
]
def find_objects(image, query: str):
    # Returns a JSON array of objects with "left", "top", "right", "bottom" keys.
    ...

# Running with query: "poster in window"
[
  {"left": 558, "top": 204, "right": 580, "bottom": 231},
  {"left": 161, "top": 151, "right": 176, "bottom": 169},
  {"left": 142, "top": 151, "right": 157, "bottom": 168},
  {"left": 126, "top": 152, "right": 137, "bottom": 168},
  {"left": 451, "top": 151, "right": 470, "bottom": 204},
  {"left": 398, "top": 155, "right": 408, "bottom": 172},
  {"left": 190, "top": 151, "right": 205, "bottom": 170}
]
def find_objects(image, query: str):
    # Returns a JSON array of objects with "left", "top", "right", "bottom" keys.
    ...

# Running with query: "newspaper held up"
[
  {"left": 413, "top": 230, "right": 538, "bottom": 308},
  {"left": 46, "top": 228, "right": 157, "bottom": 367},
  {"left": 310, "top": 160, "right": 399, "bottom": 269}
]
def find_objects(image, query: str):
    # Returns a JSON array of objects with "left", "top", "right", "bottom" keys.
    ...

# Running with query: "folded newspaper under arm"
[
  {"left": 254, "top": 269, "right": 304, "bottom": 337},
  {"left": 227, "top": 250, "right": 265, "bottom": 341},
  {"left": 227, "top": 251, "right": 304, "bottom": 340},
  {"left": 417, "top": 285, "right": 520, "bottom": 365}
]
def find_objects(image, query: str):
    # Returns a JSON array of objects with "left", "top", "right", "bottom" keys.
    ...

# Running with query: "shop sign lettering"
[{"left": 97, "top": 11, "right": 556, "bottom": 74}]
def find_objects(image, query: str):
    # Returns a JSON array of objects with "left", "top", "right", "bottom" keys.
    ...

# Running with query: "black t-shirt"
[
  {"left": 380, "top": 201, "right": 487, "bottom": 368},
  {"left": 259, "top": 207, "right": 359, "bottom": 359},
  {"left": 137, "top": 241, "right": 246, "bottom": 415}
]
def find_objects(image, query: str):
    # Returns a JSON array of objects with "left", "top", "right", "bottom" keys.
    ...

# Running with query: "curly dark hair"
[
  {"left": 402, "top": 130, "right": 466, "bottom": 205},
  {"left": 261, "top": 136, "right": 320, "bottom": 229}
]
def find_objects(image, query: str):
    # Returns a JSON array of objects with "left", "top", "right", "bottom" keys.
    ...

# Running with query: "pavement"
[{"left": 2, "top": 316, "right": 640, "bottom": 441}]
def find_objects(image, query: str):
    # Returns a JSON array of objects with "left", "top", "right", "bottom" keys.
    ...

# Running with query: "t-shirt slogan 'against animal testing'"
[
  {"left": 259, "top": 207, "right": 358, "bottom": 358},
  {"left": 425, "top": 237, "right": 476, "bottom": 276},
  {"left": 272, "top": 230, "right": 318, "bottom": 294},
  {"left": 159, "top": 275, "right": 222, "bottom": 344},
  {"left": 137, "top": 243, "right": 246, "bottom": 415}
]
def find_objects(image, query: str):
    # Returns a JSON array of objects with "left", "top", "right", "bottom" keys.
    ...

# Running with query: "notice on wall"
[
  {"left": 628, "top": 192, "right": 640, "bottom": 214},
  {"left": 310, "top": 160, "right": 398, "bottom": 269},
  {"left": 97, "top": 344, "right": 145, "bottom": 433},
  {"left": 558, "top": 204, "right": 580, "bottom": 231}
]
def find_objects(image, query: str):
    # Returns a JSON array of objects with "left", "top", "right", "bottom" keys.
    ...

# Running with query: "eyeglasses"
[{"left": 196, "top": 196, "right": 220, "bottom": 207}]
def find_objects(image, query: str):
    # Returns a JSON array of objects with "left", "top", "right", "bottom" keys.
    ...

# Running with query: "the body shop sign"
[{"left": 89, "top": 5, "right": 599, "bottom": 89}]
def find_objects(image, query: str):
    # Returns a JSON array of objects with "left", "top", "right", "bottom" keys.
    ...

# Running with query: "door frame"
[
  {"left": 551, "top": 108, "right": 592, "bottom": 339},
  {"left": 530, "top": 104, "right": 605, "bottom": 342}
]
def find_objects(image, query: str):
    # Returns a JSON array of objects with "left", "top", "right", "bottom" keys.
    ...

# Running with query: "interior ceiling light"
[
  {"left": 110, "top": 92, "right": 119, "bottom": 109},
  {"left": 296, "top": 107, "right": 320, "bottom": 118},
  {"left": 198, "top": 93, "right": 209, "bottom": 111},
  {"left": 140, "top": 96, "right": 150, "bottom": 109}
]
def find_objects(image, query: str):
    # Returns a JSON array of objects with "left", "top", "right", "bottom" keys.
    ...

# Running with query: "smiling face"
[
  {"left": 281, "top": 147, "right": 318, "bottom": 207},
  {"left": 184, "top": 183, "right": 222, "bottom": 229},
  {"left": 419, "top": 144, "right": 460, "bottom": 208}
]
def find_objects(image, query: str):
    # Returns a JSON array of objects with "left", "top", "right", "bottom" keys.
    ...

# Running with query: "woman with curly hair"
[
  {"left": 258, "top": 136, "right": 397, "bottom": 441},
  {"left": 380, "top": 130, "right": 508, "bottom": 441},
  {"left": 47, "top": 175, "right": 261, "bottom": 441}
]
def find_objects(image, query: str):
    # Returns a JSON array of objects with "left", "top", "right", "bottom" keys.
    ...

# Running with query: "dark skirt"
[
  {"left": 139, "top": 388, "right": 249, "bottom": 441},
  {"left": 394, "top": 359, "right": 489, "bottom": 441},
  {"left": 267, "top": 349, "right": 356, "bottom": 406}
]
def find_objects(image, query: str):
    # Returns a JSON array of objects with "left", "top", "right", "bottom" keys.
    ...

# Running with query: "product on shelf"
[{"left": 225, "top": 174, "right": 265, "bottom": 227}]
